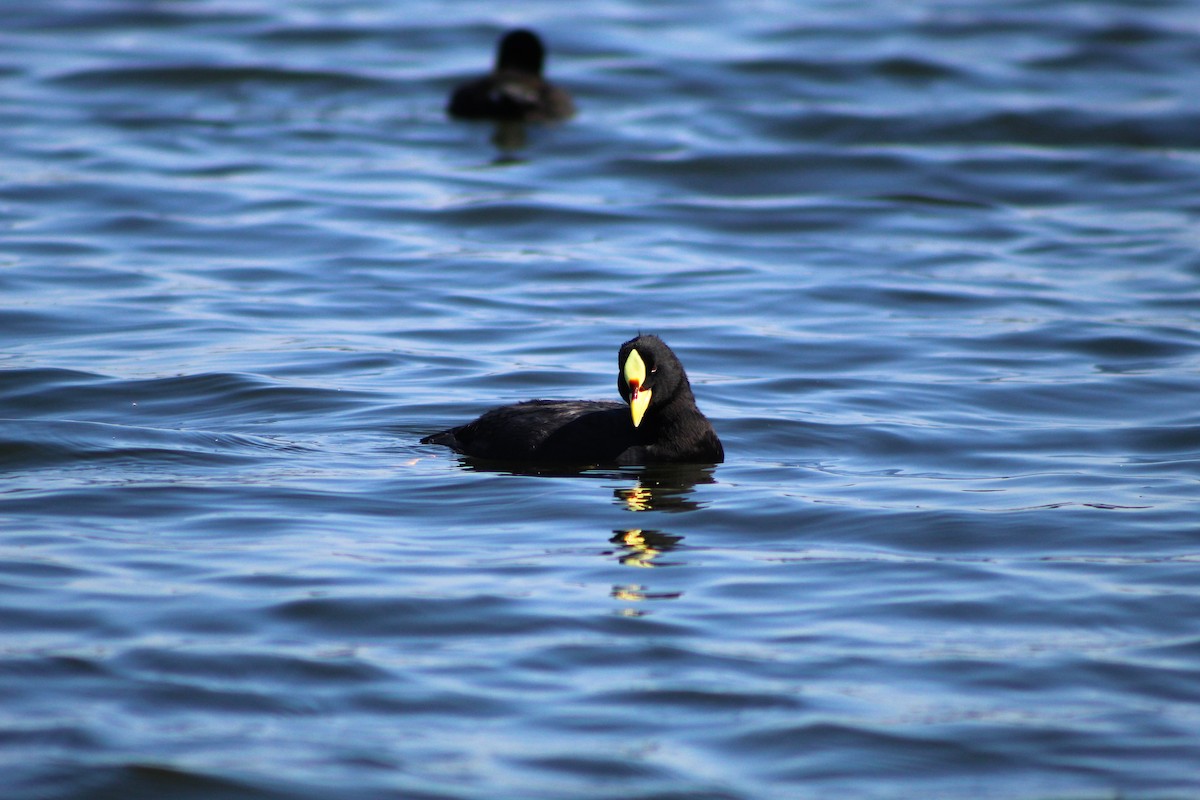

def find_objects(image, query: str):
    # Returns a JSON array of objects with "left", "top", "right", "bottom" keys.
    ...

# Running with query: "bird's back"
[{"left": 422, "top": 400, "right": 634, "bottom": 462}]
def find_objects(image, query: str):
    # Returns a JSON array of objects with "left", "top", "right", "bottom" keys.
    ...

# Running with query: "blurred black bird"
[
  {"left": 421, "top": 334, "right": 723, "bottom": 465},
  {"left": 447, "top": 29, "right": 574, "bottom": 122}
]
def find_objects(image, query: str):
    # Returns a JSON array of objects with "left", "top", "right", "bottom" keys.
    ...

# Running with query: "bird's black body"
[
  {"left": 447, "top": 29, "right": 574, "bottom": 122},
  {"left": 421, "top": 335, "right": 723, "bottom": 465},
  {"left": 422, "top": 400, "right": 635, "bottom": 463}
]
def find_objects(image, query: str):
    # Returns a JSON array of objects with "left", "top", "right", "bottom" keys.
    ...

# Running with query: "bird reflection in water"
[
  {"left": 614, "top": 463, "right": 716, "bottom": 513},
  {"left": 490, "top": 122, "right": 529, "bottom": 157},
  {"left": 609, "top": 528, "right": 683, "bottom": 568},
  {"left": 436, "top": 462, "right": 716, "bottom": 500},
  {"left": 609, "top": 529, "right": 685, "bottom": 616},
  {"left": 607, "top": 466, "right": 710, "bottom": 614},
  {"left": 426, "top": 459, "right": 712, "bottom": 614}
]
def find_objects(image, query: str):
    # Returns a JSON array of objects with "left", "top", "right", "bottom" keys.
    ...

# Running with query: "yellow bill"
[{"left": 623, "top": 348, "right": 652, "bottom": 427}]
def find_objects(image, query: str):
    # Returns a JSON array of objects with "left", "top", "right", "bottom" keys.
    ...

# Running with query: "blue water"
[{"left": 4, "top": 1, "right": 1200, "bottom": 798}]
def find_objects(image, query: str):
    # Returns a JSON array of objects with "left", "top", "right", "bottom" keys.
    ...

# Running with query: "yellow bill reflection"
[
  {"left": 609, "top": 528, "right": 684, "bottom": 615},
  {"left": 610, "top": 528, "right": 683, "bottom": 569}
]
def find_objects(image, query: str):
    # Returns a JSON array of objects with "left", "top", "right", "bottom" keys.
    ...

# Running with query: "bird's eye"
[{"left": 650, "top": 367, "right": 657, "bottom": 374}]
